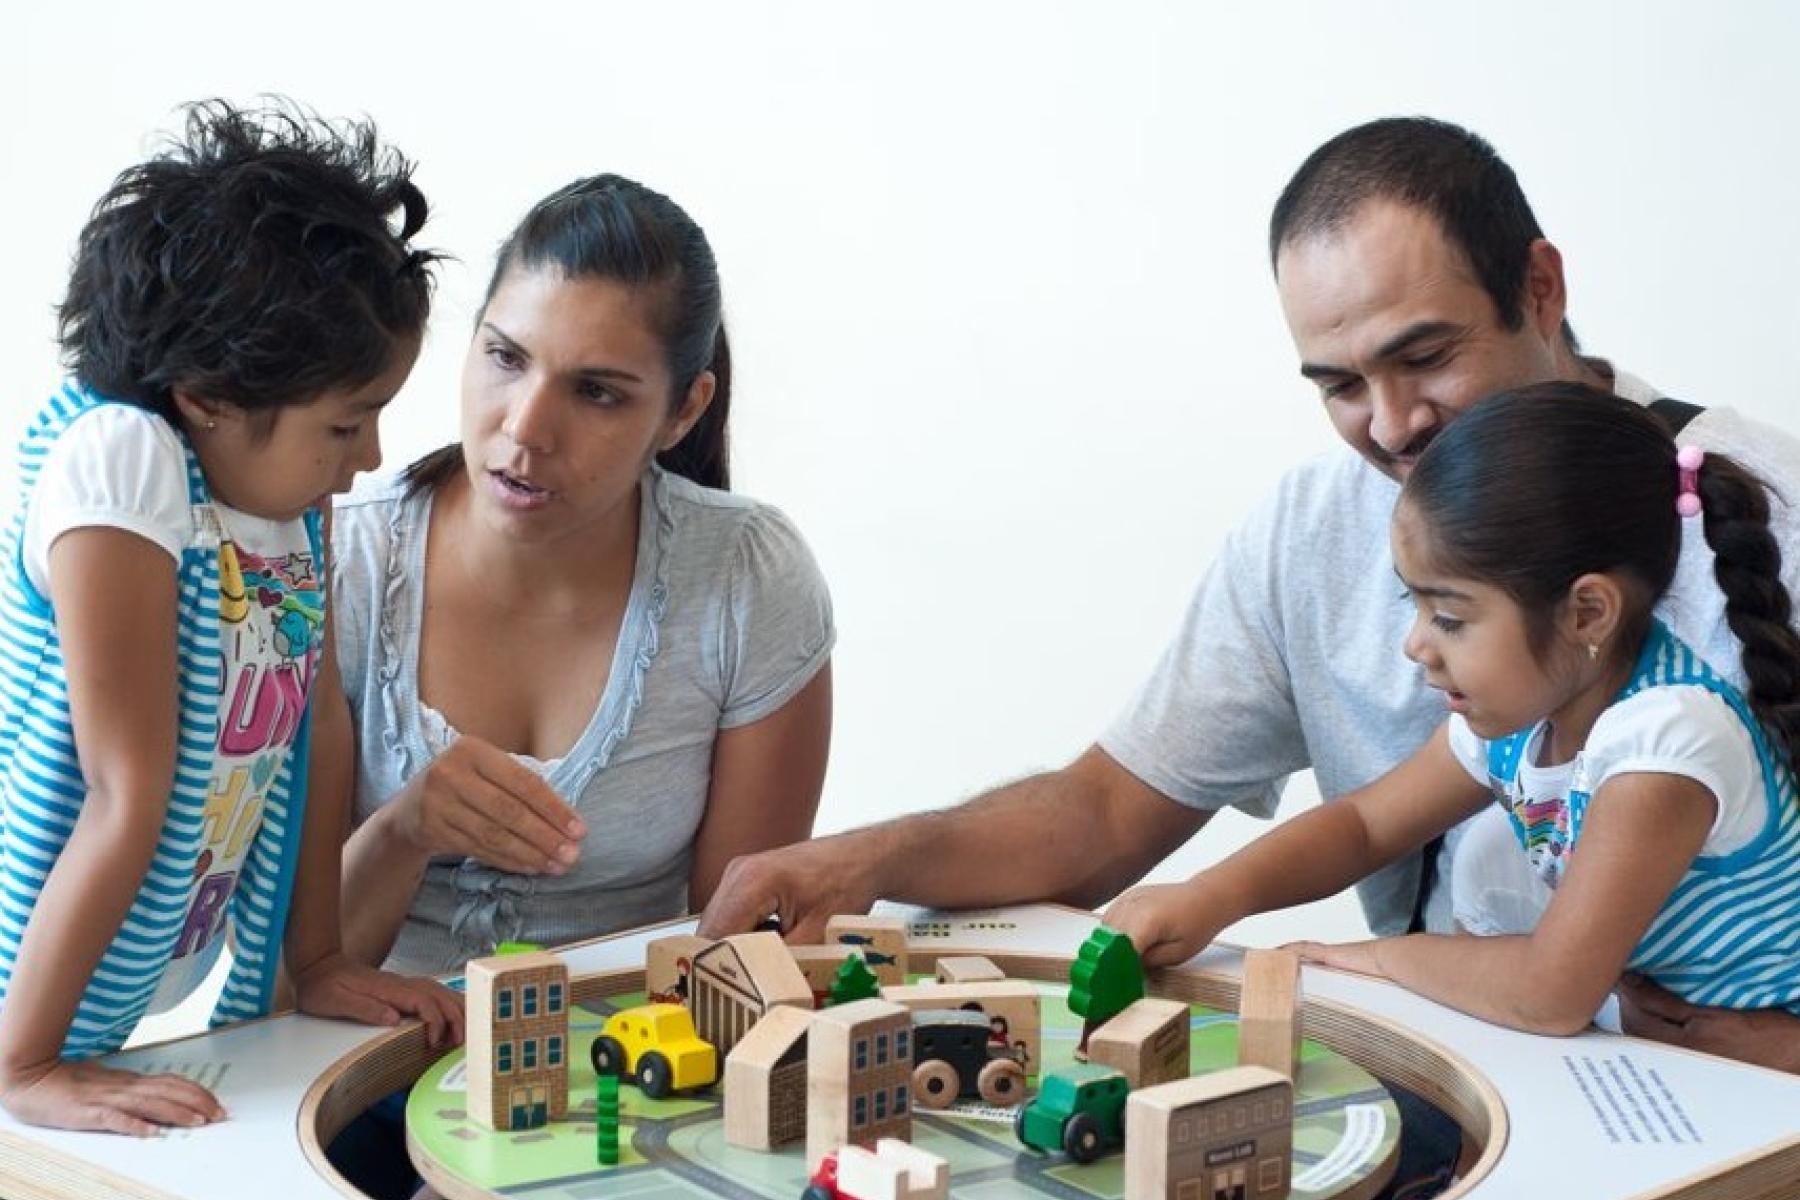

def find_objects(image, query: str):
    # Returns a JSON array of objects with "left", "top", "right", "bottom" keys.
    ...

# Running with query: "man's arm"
[{"left": 698, "top": 745, "right": 1211, "bottom": 942}]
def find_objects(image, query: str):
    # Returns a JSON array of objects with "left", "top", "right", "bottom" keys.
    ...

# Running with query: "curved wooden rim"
[{"left": 299, "top": 948, "right": 1508, "bottom": 1199}]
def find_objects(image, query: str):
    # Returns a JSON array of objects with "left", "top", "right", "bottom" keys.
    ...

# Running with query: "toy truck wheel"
[
  {"left": 978, "top": 1057, "right": 1026, "bottom": 1106},
  {"left": 1063, "top": 1112, "right": 1105, "bottom": 1164},
  {"left": 636, "top": 1051, "right": 674, "bottom": 1098},
  {"left": 590, "top": 1035, "right": 626, "bottom": 1077},
  {"left": 1014, "top": 1106, "right": 1033, "bottom": 1148},
  {"left": 912, "top": 1059, "right": 960, "bottom": 1109}
]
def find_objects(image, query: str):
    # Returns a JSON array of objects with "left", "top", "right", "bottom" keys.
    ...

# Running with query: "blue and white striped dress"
[
  {"left": 0, "top": 384, "right": 315, "bottom": 1058},
  {"left": 1485, "top": 620, "right": 1800, "bottom": 1011}
]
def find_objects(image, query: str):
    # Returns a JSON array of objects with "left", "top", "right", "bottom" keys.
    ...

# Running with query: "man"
[{"left": 699, "top": 117, "right": 1800, "bottom": 1073}]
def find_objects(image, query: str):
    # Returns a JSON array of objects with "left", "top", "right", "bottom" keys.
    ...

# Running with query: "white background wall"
[{"left": 4, "top": 2, "right": 1797, "bottom": 1043}]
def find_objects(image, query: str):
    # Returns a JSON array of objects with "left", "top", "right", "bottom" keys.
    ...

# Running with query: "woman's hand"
[
  {"left": 293, "top": 952, "right": 465, "bottom": 1048},
  {"left": 387, "top": 736, "right": 585, "bottom": 874},
  {"left": 0, "top": 1058, "right": 225, "bottom": 1137},
  {"left": 1101, "top": 881, "right": 1228, "bottom": 968}
]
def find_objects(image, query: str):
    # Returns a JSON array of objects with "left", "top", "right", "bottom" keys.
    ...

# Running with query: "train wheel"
[
  {"left": 978, "top": 1058, "right": 1026, "bottom": 1106},
  {"left": 911, "top": 1059, "right": 959, "bottom": 1109}
]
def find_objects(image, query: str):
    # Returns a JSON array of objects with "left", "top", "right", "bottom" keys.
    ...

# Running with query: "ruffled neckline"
[{"left": 369, "top": 467, "right": 677, "bottom": 952}]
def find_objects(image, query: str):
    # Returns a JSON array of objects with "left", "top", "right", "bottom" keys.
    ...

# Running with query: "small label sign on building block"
[
  {"left": 1237, "top": 948, "right": 1302, "bottom": 1081},
  {"left": 1087, "top": 998, "right": 1191, "bottom": 1090}
]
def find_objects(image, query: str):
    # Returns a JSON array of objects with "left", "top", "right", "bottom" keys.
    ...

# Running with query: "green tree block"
[
  {"left": 596, "top": 1074, "right": 620, "bottom": 1165},
  {"left": 1068, "top": 925, "right": 1145, "bottom": 1025},
  {"left": 827, "top": 952, "right": 881, "bottom": 1006}
]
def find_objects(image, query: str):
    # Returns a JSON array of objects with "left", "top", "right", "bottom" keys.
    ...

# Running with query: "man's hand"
[
  {"left": 697, "top": 835, "right": 881, "bottom": 944},
  {"left": 1617, "top": 973, "right": 1800, "bottom": 1074},
  {"left": 0, "top": 1058, "right": 225, "bottom": 1137},
  {"left": 293, "top": 952, "right": 465, "bottom": 1049}
]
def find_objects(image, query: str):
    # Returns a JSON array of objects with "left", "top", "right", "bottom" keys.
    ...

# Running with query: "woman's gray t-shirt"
[{"left": 331, "top": 466, "right": 834, "bottom": 974}]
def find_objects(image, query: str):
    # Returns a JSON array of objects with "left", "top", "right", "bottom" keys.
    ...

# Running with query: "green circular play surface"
[{"left": 407, "top": 979, "right": 1399, "bottom": 1199}]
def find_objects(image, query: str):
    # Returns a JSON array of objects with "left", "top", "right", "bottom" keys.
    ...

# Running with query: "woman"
[{"left": 329, "top": 174, "right": 834, "bottom": 976}]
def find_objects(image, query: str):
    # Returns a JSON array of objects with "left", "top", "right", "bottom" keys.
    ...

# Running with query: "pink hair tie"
[{"left": 1676, "top": 445, "right": 1704, "bottom": 518}]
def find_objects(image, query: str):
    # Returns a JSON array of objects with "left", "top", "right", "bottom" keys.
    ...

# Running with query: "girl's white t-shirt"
[
  {"left": 1447, "top": 683, "right": 1770, "bottom": 893},
  {"left": 23, "top": 404, "right": 319, "bottom": 1013}
]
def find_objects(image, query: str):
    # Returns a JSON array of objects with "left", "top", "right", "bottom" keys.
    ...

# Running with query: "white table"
[{"left": 0, "top": 903, "right": 1794, "bottom": 1200}]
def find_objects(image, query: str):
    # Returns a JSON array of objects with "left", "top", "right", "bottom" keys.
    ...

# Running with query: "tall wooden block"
[
  {"left": 645, "top": 933, "right": 710, "bottom": 1005},
  {"left": 465, "top": 951, "right": 571, "bottom": 1132},
  {"left": 1125, "top": 1067, "right": 1294, "bottom": 1199},
  {"left": 691, "top": 932, "right": 813, "bottom": 1059},
  {"left": 1088, "top": 998, "right": 1191, "bottom": 1089},
  {"left": 825, "top": 915, "right": 910, "bottom": 986},
  {"left": 805, "top": 999, "right": 913, "bottom": 1169},
  {"left": 1237, "top": 948, "right": 1302, "bottom": 1080},
  {"left": 724, "top": 1004, "right": 812, "bottom": 1150}
]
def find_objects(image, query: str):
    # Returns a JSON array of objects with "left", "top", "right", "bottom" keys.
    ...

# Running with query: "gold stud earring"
[
  {"left": 1588, "top": 642, "right": 1600, "bottom": 662},
  {"left": 204, "top": 419, "right": 217, "bottom": 431}
]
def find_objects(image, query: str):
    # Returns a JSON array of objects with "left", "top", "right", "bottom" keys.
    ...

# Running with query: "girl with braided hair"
[{"left": 1106, "top": 382, "right": 1800, "bottom": 1034}]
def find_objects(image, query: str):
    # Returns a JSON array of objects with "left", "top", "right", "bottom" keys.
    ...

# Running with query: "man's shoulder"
[
  {"left": 1687, "top": 406, "right": 1800, "bottom": 475},
  {"left": 1239, "top": 447, "right": 1398, "bottom": 545}
]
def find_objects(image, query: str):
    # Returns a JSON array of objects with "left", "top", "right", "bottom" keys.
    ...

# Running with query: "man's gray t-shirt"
[
  {"left": 1101, "top": 369, "right": 1800, "bottom": 935},
  {"left": 333, "top": 465, "right": 834, "bottom": 974}
]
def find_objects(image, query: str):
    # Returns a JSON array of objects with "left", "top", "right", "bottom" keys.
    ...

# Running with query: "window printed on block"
[
  {"left": 498, "top": 988, "right": 514, "bottom": 1020},
  {"left": 896, "top": 1029, "right": 910, "bottom": 1059},
  {"left": 523, "top": 984, "right": 539, "bottom": 1017},
  {"left": 548, "top": 1035, "right": 563, "bottom": 1066},
  {"left": 853, "top": 1095, "right": 867, "bottom": 1128},
  {"left": 895, "top": 1085, "right": 908, "bottom": 1115},
  {"left": 875, "top": 1032, "right": 888, "bottom": 1066},
  {"left": 854, "top": 1037, "right": 868, "bottom": 1071},
  {"left": 523, "top": 1039, "right": 538, "bottom": 1070},
  {"left": 497, "top": 1041, "right": 514, "bottom": 1073},
  {"left": 548, "top": 982, "right": 564, "bottom": 1013}
]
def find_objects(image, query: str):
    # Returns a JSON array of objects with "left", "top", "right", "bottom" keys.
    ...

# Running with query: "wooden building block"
[
  {"left": 806, "top": 999, "right": 913, "bottom": 1169},
  {"left": 645, "top": 933, "right": 710, "bottom": 1005},
  {"left": 791, "top": 943, "right": 858, "bottom": 1004},
  {"left": 934, "top": 955, "right": 1005, "bottom": 985},
  {"left": 1088, "top": 998, "right": 1190, "bottom": 1089},
  {"left": 692, "top": 932, "right": 814, "bottom": 1058},
  {"left": 465, "top": 951, "right": 571, "bottom": 1132},
  {"left": 878, "top": 979, "right": 1041, "bottom": 1075},
  {"left": 1126, "top": 1067, "right": 1293, "bottom": 1200},
  {"left": 834, "top": 1139, "right": 950, "bottom": 1200},
  {"left": 724, "top": 1004, "right": 812, "bottom": 1150},
  {"left": 825, "top": 914, "right": 910, "bottom": 986},
  {"left": 1237, "top": 948, "right": 1302, "bottom": 1080}
]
